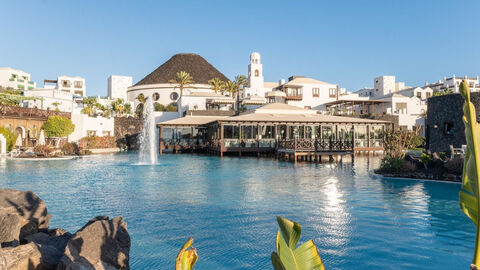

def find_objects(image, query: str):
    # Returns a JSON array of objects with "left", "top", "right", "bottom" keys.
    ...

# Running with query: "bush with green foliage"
[
  {"left": 42, "top": 116, "right": 75, "bottom": 138},
  {"left": 379, "top": 156, "right": 405, "bottom": 173},
  {"left": 420, "top": 153, "right": 432, "bottom": 168},
  {"left": 0, "top": 127, "right": 17, "bottom": 152}
]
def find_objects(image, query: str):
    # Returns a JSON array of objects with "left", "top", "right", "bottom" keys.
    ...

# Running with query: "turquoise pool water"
[{"left": 0, "top": 153, "right": 475, "bottom": 269}]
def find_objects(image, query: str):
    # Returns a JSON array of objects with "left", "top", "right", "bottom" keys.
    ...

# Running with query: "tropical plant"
[
  {"left": 52, "top": 101, "right": 61, "bottom": 111},
  {"left": 271, "top": 216, "right": 324, "bottom": 270},
  {"left": 166, "top": 102, "right": 178, "bottom": 112},
  {"left": 169, "top": 71, "right": 194, "bottom": 101},
  {"left": 175, "top": 237, "right": 198, "bottom": 270},
  {"left": 378, "top": 156, "right": 405, "bottom": 173},
  {"left": 233, "top": 75, "right": 248, "bottom": 111},
  {"left": 124, "top": 103, "right": 132, "bottom": 115},
  {"left": 154, "top": 103, "right": 165, "bottom": 112},
  {"left": 41, "top": 116, "right": 75, "bottom": 138},
  {"left": 136, "top": 93, "right": 148, "bottom": 105},
  {"left": 81, "top": 97, "right": 98, "bottom": 116},
  {"left": 224, "top": 81, "right": 236, "bottom": 97},
  {"left": 433, "top": 87, "right": 454, "bottom": 97},
  {"left": 420, "top": 153, "right": 432, "bottom": 169},
  {"left": 0, "top": 127, "right": 17, "bottom": 152},
  {"left": 458, "top": 80, "right": 480, "bottom": 267},
  {"left": 208, "top": 77, "right": 224, "bottom": 94},
  {"left": 382, "top": 129, "right": 421, "bottom": 159},
  {"left": 111, "top": 98, "right": 125, "bottom": 116}
]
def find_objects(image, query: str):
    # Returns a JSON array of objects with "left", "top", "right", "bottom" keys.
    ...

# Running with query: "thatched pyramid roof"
[{"left": 134, "top": 53, "right": 229, "bottom": 86}]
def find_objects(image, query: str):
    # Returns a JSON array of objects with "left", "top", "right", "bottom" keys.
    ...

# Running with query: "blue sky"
[{"left": 1, "top": 0, "right": 479, "bottom": 96}]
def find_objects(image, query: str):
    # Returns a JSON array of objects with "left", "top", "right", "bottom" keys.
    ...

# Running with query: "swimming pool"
[{"left": 0, "top": 153, "right": 474, "bottom": 269}]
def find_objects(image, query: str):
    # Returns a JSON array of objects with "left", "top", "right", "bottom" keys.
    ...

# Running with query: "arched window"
[
  {"left": 152, "top": 92, "right": 160, "bottom": 101},
  {"left": 255, "top": 70, "right": 259, "bottom": 77}
]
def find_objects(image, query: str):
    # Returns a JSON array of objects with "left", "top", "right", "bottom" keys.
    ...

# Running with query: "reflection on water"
[{"left": 0, "top": 154, "right": 475, "bottom": 270}]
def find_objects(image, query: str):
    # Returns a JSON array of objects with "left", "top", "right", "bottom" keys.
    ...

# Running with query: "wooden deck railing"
[{"left": 277, "top": 138, "right": 354, "bottom": 152}]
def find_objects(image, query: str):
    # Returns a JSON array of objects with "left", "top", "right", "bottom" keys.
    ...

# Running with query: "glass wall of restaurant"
[{"left": 161, "top": 126, "right": 206, "bottom": 146}]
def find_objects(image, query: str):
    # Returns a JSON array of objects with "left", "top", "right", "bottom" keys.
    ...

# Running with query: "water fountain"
[{"left": 138, "top": 98, "right": 158, "bottom": 164}]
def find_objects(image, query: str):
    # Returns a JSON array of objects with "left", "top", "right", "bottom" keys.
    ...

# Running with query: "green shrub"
[
  {"left": 42, "top": 116, "right": 75, "bottom": 138},
  {"left": 0, "top": 127, "right": 17, "bottom": 152},
  {"left": 420, "top": 153, "right": 432, "bottom": 167},
  {"left": 154, "top": 103, "right": 165, "bottom": 112},
  {"left": 380, "top": 156, "right": 405, "bottom": 173}
]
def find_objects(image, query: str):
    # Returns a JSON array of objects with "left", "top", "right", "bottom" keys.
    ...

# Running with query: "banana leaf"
[
  {"left": 176, "top": 237, "right": 198, "bottom": 270},
  {"left": 272, "top": 217, "right": 325, "bottom": 270},
  {"left": 459, "top": 80, "right": 480, "bottom": 265}
]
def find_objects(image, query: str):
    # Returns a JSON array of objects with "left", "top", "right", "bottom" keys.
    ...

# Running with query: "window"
[
  {"left": 394, "top": 103, "right": 407, "bottom": 114},
  {"left": 255, "top": 70, "right": 259, "bottom": 77},
  {"left": 426, "top": 92, "right": 431, "bottom": 98},
  {"left": 329, "top": 88, "right": 336, "bottom": 98},
  {"left": 152, "top": 92, "right": 160, "bottom": 101},
  {"left": 312, "top": 88, "right": 319, "bottom": 97},
  {"left": 444, "top": 122, "right": 454, "bottom": 135},
  {"left": 224, "top": 125, "right": 239, "bottom": 139},
  {"left": 102, "top": 131, "right": 111, "bottom": 136},
  {"left": 87, "top": 130, "right": 96, "bottom": 136},
  {"left": 74, "top": 81, "right": 83, "bottom": 88},
  {"left": 62, "top": 80, "right": 71, "bottom": 87},
  {"left": 417, "top": 92, "right": 422, "bottom": 98},
  {"left": 170, "top": 92, "right": 179, "bottom": 101}
]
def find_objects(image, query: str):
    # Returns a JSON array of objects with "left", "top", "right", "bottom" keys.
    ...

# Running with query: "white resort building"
[
  {"left": 43, "top": 76, "right": 86, "bottom": 97},
  {"left": 127, "top": 53, "right": 233, "bottom": 115},
  {"left": 424, "top": 75, "right": 480, "bottom": 93},
  {"left": 323, "top": 75, "right": 433, "bottom": 135},
  {"left": 0, "top": 67, "right": 36, "bottom": 90},
  {"left": 108, "top": 75, "right": 132, "bottom": 100}
]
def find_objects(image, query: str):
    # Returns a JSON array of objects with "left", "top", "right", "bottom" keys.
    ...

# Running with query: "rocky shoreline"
[{"left": 0, "top": 189, "right": 130, "bottom": 269}]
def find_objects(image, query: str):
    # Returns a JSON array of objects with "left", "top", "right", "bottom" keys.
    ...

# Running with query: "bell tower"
[{"left": 248, "top": 52, "right": 264, "bottom": 93}]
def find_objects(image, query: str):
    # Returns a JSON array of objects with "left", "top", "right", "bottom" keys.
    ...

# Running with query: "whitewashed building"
[
  {"left": 273, "top": 76, "right": 344, "bottom": 110},
  {"left": 22, "top": 88, "right": 75, "bottom": 112},
  {"left": 425, "top": 75, "right": 480, "bottom": 93},
  {"left": 43, "top": 76, "right": 86, "bottom": 97},
  {"left": 324, "top": 75, "right": 433, "bottom": 135},
  {"left": 0, "top": 67, "right": 36, "bottom": 90},
  {"left": 68, "top": 114, "right": 115, "bottom": 142},
  {"left": 108, "top": 75, "right": 132, "bottom": 100}
]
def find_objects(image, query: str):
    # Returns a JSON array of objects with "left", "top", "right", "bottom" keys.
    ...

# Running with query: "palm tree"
[
  {"left": 234, "top": 75, "right": 248, "bottom": 112},
  {"left": 169, "top": 71, "right": 194, "bottom": 116},
  {"left": 51, "top": 101, "right": 61, "bottom": 111},
  {"left": 224, "top": 81, "right": 236, "bottom": 97},
  {"left": 208, "top": 78, "right": 224, "bottom": 94},
  {"left": 136, "top": 93, "right": 148, "bottom": 104},
  {"left": 169, "top": 71, "right": 194, "bottom": 100}
]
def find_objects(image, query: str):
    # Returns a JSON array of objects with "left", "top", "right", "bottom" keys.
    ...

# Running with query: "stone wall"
[
  {"left": 0, "top": 105, "right": 72, "bottom": 144},
  {"left": 426, "top": 93, "right": 480, "bottom": 154},
  {"left": 114, "top": 117, "right": 143, "bottom": 150}
]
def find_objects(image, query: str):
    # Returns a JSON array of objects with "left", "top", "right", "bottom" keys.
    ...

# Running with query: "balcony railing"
[
  {"left": 277, "top": 138, "right": 354, "bottom": 152},
  {"left": 285, "top": 95, "right": 302, "bottom": 100}
]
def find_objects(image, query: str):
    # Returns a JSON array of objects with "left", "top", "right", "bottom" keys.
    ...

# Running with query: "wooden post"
[
  {"left": 220, "top": 123, "right": 225, "bottom": 157},
  {"left": 159, "top": 125, "right": 164, "bottom": 154}
]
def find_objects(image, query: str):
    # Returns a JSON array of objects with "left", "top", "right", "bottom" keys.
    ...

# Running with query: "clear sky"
[{"left": 1, "top": 0, "right": 479, "bottom": 96}]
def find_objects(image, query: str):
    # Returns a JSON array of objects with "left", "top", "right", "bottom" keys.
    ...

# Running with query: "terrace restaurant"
[{"left": 157, "top": 103, "right": 391, "bottom": 158}]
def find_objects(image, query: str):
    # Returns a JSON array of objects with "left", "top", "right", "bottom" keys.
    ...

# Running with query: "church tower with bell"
[{"left": 247, "top": 52, "right": 265, "bottom": 96}]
